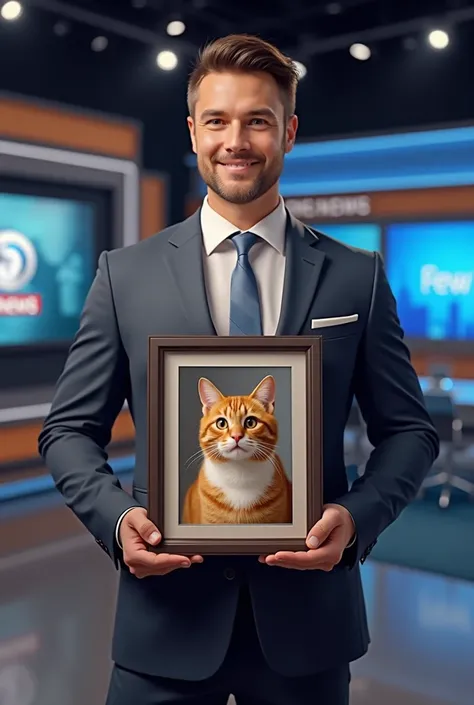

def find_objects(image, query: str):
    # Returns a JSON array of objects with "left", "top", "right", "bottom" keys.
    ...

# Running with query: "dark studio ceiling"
[
  {"left": 15, "top": 0, "right": 474, "bottom": 59},
  {"left": 9, "top": 0, "right": 474, "bottom": 64},
  {"left": 2, "top": 0, "right": 474, "bottom": 220},
  {"left": 3, "top": 0, "right": 474, "bottom": 123}
]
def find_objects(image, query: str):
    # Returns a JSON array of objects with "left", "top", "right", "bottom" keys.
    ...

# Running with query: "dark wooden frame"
[{"left": 147, "top": 335, "right": 322, "bottom": 555}]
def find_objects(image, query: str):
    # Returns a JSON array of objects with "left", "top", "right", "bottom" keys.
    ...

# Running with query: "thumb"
[
  {"left": 306, "top": 507, "right": 341, "bottom": 549},
  {"left": 128, "top": 509, "right": 161, "bottom": 545}
]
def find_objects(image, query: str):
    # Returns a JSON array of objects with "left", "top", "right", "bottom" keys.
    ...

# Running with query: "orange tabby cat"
[{"left": 182, "top": 375, "right": 292, "bottom": 525}]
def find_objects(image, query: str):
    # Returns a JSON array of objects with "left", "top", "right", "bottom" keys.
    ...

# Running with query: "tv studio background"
[{"left": 1, "top": 1, "right": 474, "bottom": 704}]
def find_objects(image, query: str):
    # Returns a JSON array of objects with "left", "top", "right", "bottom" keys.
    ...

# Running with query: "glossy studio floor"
[{"left": 0, "top": 462, "right": 473, "bottom": 705}]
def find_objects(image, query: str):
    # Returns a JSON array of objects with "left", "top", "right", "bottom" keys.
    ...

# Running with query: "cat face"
[{"left": 198, "top": 376, "right": 278, "bottom": 462}]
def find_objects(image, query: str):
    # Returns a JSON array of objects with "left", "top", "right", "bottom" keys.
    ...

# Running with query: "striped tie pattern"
[{"left": 229, "top": 231, "right": 262, "bottom": 335}]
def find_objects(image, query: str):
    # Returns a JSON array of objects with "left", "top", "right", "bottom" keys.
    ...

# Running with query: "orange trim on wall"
[
  {"left": 141, "top": 173, "right": 167, "bottom": 238},
  {"left": 0, "top": 97, "right": 140, "bottom": 159},
  {"left": 0, "top": 409, "right": 135, "bottom": 466},
  {"left": 411, "top": 355, "right": 474, "bottom": 380},
  {"left": 370, "top": 185, "right": 474, "bottom": 217}
]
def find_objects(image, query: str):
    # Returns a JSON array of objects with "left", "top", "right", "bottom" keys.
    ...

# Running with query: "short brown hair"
[{"left": 187, "top": 34, "right": 299, "bottom": 119}]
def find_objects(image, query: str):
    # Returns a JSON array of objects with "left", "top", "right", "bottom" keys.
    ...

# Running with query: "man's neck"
[{"left": 207, "top": 188, "right": 281, "bottom": 231}]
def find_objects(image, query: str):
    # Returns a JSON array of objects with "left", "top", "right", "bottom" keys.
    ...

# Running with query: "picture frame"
[{"left": 147, "top": 335, "right": 323, "bottom": 555}]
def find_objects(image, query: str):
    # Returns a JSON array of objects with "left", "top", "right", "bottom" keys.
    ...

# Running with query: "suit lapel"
[
  {"left": 276, "top": 211, "right": 326, "bottom": 335},
  {"left": 163, "top": 206, "right": 325, "bottom": 337},
  {"left": 164, "top": 209, "right": 217, "bottom": 335}
]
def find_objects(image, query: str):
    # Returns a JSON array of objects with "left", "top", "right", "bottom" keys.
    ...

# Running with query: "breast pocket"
[{"left": 310, "top": 314, "right": 359, "bottom": 341}]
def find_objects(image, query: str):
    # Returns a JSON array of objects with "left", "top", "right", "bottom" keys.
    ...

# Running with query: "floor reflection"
[
  {"left": 0, "top": 534, "right": 118, "bottom": 705},
  {"left": 0, "top": 492, "right": 473, "bottom": 705},
  {"left": 352, "top": 561, "right": 474, "bottom": 705}
]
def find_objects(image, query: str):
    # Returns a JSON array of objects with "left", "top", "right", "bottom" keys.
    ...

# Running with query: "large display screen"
[
  {"left": 313, "top": 222, "right": 382, "bottom": 252},
  {"left": 0, "top": 188, "right": 104, "bottom": 348},
  {"left": 385, "top": 221, "right": 474, "bottom": 341}
]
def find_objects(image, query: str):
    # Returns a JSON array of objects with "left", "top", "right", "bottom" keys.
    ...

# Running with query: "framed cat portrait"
[{"left": 147, "top": 335, "right": 322, "bottom": 555}]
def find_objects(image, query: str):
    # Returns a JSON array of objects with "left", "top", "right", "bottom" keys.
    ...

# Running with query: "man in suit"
[{"left": 38, "top": 33, "right": 439, "bottom": 705}]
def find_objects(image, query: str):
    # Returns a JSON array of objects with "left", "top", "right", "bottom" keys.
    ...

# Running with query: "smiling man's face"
[{"left": 188, "top": 70, "right": 297, "bottom": 206}]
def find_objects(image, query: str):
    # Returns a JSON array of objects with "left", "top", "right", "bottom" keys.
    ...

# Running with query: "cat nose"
[{"left": 231, "top": 433, "right": 243, "bottom": 444}]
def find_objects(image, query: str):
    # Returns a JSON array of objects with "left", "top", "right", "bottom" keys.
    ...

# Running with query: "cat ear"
[
  {"left": 198, "top": 377, "right": 223, "bottom": 413},
  {"left": 251, "top": 375, "right": 275, "bottom": 412}
]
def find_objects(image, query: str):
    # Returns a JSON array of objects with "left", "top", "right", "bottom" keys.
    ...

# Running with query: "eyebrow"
[{"left": 199, "top": 108, "right": 277, "bottom": 121}]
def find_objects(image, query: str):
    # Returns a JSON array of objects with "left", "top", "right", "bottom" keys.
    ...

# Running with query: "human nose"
[{"left": 223, "top": 122, "right": 251, "bottom": 153}]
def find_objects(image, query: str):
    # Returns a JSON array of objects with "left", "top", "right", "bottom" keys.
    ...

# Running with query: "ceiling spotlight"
[
  {"left": 91, "top": 36, "right": 108, "bottom": 52},
  {"left": 167, "top": 20, "right": 185, "bottom": 36},
  {"left": 326, "top": 2, "right": 342, "bottom": 14},
  {"left": 1, "top": 1, "right": 23, "bottom": 21},
  {"left": 156, "top": 50, "right": 178, "bottom": 71},
  {"left": 53, "top": 20, "right": 70, "bottom": 36},
  {"left": 294, "top": 60, "right": 307, "bottom": 80},
  {"left": 349, "top": 43, "right": 371, "bottom": 61},
  {"left": 428, "top": 29, "right": 449, "bottom": 50}
]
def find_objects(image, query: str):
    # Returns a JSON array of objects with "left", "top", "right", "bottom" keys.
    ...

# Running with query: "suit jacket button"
[{"left": 224, "top": 568, "right": 235, "bottom": 580}]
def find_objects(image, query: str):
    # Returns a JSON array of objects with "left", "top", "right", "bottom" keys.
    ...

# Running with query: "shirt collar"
[{"left": 200, "top": 195, "right": 287, "bottom": 256}]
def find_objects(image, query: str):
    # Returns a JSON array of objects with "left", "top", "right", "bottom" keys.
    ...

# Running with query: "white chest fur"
[{"left": 203, "top": 457, "right": 275, "bottom": 509}]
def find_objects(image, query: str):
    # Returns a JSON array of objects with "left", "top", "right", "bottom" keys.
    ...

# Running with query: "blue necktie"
[{"left": 229, "top": 231, "right": 262, "bottom": 335}]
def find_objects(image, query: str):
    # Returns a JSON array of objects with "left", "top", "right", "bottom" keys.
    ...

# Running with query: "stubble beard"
[{"left": 197, "top": 150, "right": 285, "bottom": 205}]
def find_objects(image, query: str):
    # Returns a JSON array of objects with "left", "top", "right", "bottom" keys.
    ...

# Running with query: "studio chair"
[{"left": 420, "top": 391, "right": 474, "bottom": 508}]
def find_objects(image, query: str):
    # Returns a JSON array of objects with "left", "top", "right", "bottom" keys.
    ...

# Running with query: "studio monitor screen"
[
  {"left": 0, "top": 176, "right": 112, "bottom": 390},
  {"left": 385, "top": 221, "right": 474, "bottom": 341},
  {"left": 0, "top": 178, "right": 111, "bottom": 348},
  {"left": 312, "top": 223, "right": 382, "bottom": 252}
]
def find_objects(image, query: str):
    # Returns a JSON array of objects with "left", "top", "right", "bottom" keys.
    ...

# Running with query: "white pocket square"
[{"left": 311, "top": 314, "right": 359, "bottom": 329}]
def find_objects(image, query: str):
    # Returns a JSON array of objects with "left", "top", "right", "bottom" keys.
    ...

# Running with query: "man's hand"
[
  {"left": 259, "top": 503, "right": 356, "bottom": 571},
  {"left": 120, "top": 507, "right": 203, "bottom": 578}
]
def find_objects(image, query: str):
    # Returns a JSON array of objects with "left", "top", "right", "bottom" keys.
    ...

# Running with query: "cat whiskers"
[
  {"left": 183, "top": 447, "right": 206, "bottom": 468},
  {"left": 247, "top": 439, "right": 278, "bottom": 455},
  {"left": 246, "top": 439, "right": 279, "bottom": 468},
  {"left": 253, "top": 449, "right": 281, "bottom": 478},
  {"left": 183, "top": 443, "right": 221, "bottom": 474}
]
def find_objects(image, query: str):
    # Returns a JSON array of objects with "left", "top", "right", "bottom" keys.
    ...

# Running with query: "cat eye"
[
  {"left": 244, "top": 416, "right": 258, "bottom": 429},
  {"left": 215, "top": 417, "right": 228, "bottom": 429}
]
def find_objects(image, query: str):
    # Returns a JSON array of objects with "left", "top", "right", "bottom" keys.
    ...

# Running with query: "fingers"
[
  {"left": 261, "top": 546, "right": 343, "bottom": 571},
  {"left": 126, "top": 551, "right": 204, "bottom": 579},
  {"left": 258, "top": 507, "right": 352, "bottom": 571},
  {"left": 120, "top": 508, "right": 204, "bottom": 578},
  {"left": 130, "top": 511, "right": 162, "bottom": 546},
  {"left": 128, "top": 552, "right": 189, "bottom": 578},
  {"left": 119, "top": 507, "right": 162, "bottom": 549},
  {"left": 305, "top": 506, "right": 342, "bottom": 549}
]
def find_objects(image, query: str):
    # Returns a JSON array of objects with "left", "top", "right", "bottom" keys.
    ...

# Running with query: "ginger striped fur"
[{"left": 182, "top": 375, "right": 292, "bottom": 525}]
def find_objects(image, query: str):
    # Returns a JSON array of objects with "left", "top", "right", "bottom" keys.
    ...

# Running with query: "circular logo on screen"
[{"left": 0, "top": 230, "right": 38, "bottom": 292}]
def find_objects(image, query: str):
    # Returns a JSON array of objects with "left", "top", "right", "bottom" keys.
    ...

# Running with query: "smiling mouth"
[{"left": 218, "top": 161, "right": 259, "bottom": 171}]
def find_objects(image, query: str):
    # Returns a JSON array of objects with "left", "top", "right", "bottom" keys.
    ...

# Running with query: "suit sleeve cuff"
[
  {"left": 346, "top": 531, "right": 357, "bottom": 548},
  {"left": 115, "top": 506, "right": 141, "bottom": 550},
  {"left": 344, "top": 508, "right": 357, "bottom": 549}
]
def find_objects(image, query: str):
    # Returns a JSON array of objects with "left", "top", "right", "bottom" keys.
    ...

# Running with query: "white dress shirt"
[
  {"left": 200, "top": 195, "right": 287, "bottom": 336},
  {"left": 115, "top": 196, "right": 288, "bottom": 548}
]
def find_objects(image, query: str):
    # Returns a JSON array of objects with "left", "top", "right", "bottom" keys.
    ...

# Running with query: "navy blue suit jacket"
[{"left": 38, "top": 208, "right": 439, "bottom": 680}]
